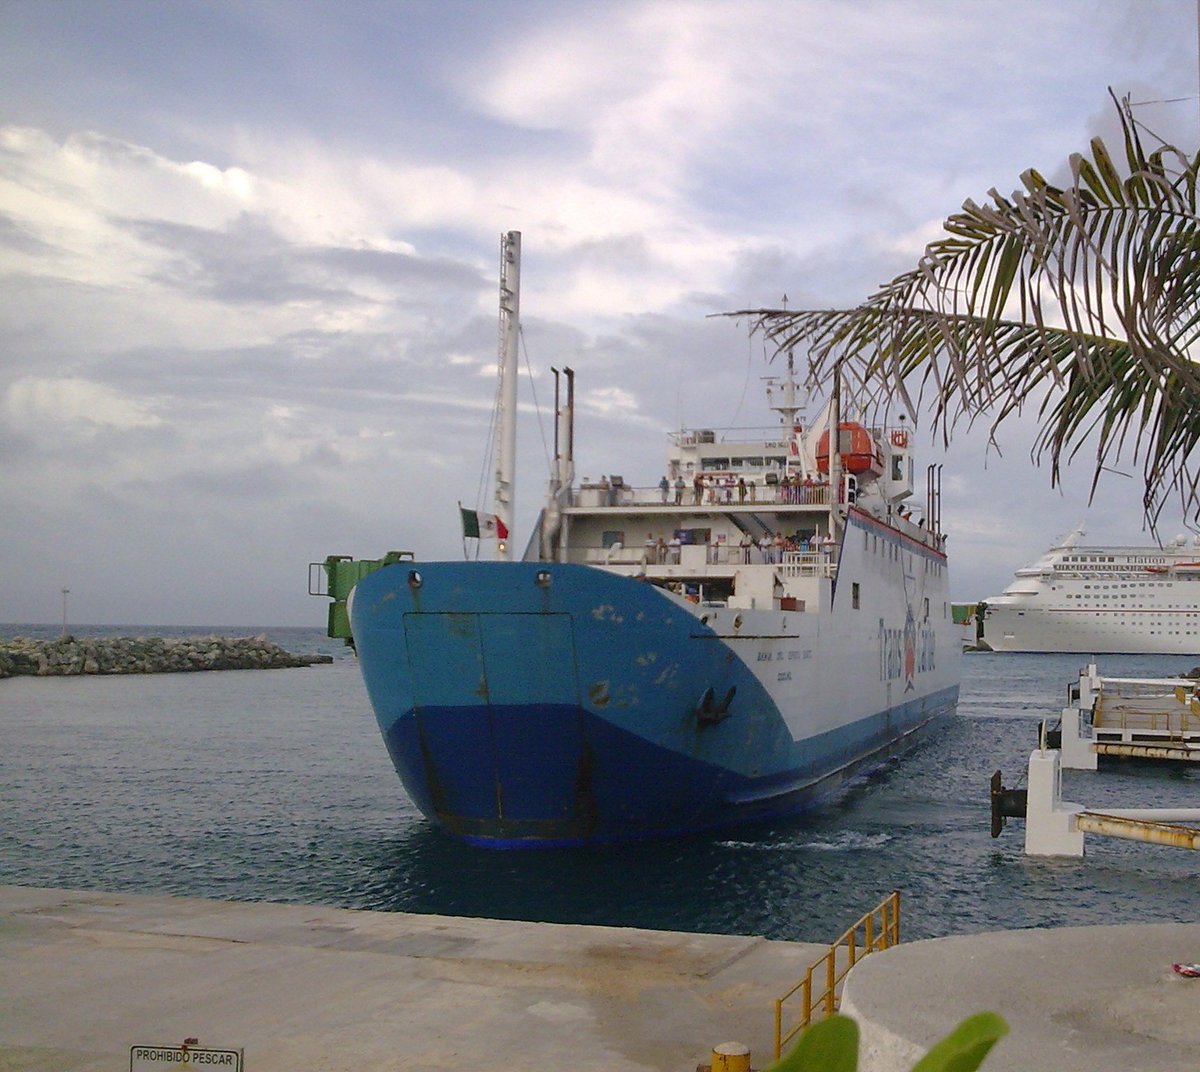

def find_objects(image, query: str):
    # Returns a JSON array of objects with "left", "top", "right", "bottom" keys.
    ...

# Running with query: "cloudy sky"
[{"left": 2, "top": 0, "right": 1198, "bottom": 627}]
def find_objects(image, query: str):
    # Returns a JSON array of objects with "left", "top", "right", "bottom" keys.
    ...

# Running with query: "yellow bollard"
[{"left": 711, "top": 1041, "right": 751, "bottom": 1072}]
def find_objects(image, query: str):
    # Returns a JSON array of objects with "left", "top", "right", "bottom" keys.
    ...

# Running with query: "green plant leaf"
[
  {"left": 909, "top": 1012, "right": 1009, "bottom": 1072},
  {"left": 765, "top": 1014, "right": 859, "bottom": 1072},
  {"left": 730, "top": 89, "right": 1200, "bottom": 532}
]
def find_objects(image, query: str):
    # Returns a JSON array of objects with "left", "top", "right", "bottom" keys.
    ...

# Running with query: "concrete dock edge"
[{"left": 1, "top": 885, "right": 825, "bottom": 1072}]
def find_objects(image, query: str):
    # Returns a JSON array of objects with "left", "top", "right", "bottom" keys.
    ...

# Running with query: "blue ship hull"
[{"left": 349, "top": 560, "right": 958, "bottom": 847}]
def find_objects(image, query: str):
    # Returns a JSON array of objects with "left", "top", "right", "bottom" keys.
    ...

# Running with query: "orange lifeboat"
[{"left": 816, "top": 422, "right": 882, "bottom": 475}]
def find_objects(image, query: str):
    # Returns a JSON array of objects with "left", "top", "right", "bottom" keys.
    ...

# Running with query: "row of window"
[
  {"left": 1051, "top": 582, "right": 1187, "bottom": 590},
  {"left": 1013, "top": 610, "right": 1199, "bottom": 635},
  {"left": 1057, "top": 555, "right": 1174, "bottom": 564},
  {"left": 700, "top": 455, "right": 788, "bottom": 471},
  {"left": 861, "top": 528, "right": 945, "bottom": 576}
]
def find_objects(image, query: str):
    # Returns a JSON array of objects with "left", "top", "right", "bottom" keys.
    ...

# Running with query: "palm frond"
[{"left": 732, "top": 91, "right": 1200, "bottom": 527}]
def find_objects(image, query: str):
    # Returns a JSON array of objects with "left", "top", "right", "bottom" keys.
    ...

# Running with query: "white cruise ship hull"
[
  {"left": 979, "top": 530, "right": 1200, "bottom": 654},
  {"left": 983, "top": 605, "right": 1200, "bottom": 654}
]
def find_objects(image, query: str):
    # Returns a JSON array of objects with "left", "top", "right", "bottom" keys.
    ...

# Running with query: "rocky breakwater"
[{"left": 0, "top": 634, "right": 333, "bottom": 679}]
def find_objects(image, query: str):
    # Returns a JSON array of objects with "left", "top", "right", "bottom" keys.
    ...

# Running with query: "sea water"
[{"left": 2, "top": 624, "right": 1197, "bottom": 943}]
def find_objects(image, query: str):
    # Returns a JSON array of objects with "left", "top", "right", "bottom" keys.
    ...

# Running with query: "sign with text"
[{"left": 130, "top": 1045, "right": 242, "bottom": 1070}]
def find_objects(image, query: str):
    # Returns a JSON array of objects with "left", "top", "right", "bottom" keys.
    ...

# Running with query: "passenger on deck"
[
  {"left": 737, "top": 477, "right": 747, "bottom": 503},
  {"left": 674, "top": 476, "right": 685, "bottom": 505},
  {"left": 693, "top": 473, "right": 705, "bottom": 505},
  {"left": 659, "top": 475, "right": 669, "bottom": 503}
]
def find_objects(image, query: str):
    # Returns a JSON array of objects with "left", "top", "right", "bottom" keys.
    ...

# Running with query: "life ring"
[{"left": 890, "top": 430, "right": 908, "bottom": 448}]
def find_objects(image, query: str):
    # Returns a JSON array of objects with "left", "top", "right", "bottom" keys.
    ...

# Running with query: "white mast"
[
  {"left": 765, "top": 349, "right": 804, "bottom": 426},
  {"left": 829, "top": 364, "right": 842, "bottom": 543},
  {"left": 494, "top": 231, "right": 520, "bottom": 561}
]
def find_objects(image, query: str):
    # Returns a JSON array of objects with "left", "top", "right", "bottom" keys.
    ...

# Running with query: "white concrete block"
[{"left": 1024, "top": 748, "right": 1085, "bottom": 857}]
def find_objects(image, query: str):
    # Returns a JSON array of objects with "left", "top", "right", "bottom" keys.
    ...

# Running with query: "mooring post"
[
  {"left": 1024, "top": 748, "right": 1085, "bottom": 857},
  {"left": 710, "top": 1041, "right": 751, "bottom": 1072}
]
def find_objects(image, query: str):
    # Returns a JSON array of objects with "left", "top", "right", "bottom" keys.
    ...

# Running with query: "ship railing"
[
  {"left": 568, "top": 483, "right": 831, "bottom": 508},
  {"left": 779, "top": 551, "right": 836, "bottom": 578},
  {"left": 561, "top": 544, "right": 838, "bottom": 570},
  {"left": 773, "top": 890, "right": 902, "bottom": 1061},
  {"left": 671, "top": 426, "right": 790, "bottom": 446},
  {"left": 566, "top": 543, "right": 749, "bottom": 567}
]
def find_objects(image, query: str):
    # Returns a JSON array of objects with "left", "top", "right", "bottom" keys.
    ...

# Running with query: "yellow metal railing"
[{"left": 773, "top": 890, "right": 902, "bottom": 1060}]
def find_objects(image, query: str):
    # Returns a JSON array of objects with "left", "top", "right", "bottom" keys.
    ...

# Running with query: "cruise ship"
[{"left": 978, "top": 527, "right": 1200, "bottom": 653}]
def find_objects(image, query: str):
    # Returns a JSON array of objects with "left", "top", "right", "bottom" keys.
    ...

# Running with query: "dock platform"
[
  {"left": 0, "top": 885, "right": 823, "bottom": 1071},
  {"left": 1059, "top": 663, "right": 1200, "bottom": 766},
  {"left": 4, "top": 886, "right": 1198, "bottom": 1071},
  {"left": 842, "top": 922, "right": 1200, "bottom": 1072}
]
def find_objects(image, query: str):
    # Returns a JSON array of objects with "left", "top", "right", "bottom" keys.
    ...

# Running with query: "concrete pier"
[
  {"left": 6, "top": 886, "right": 1199, "bottom": 1071},
  {"left": 0, "top": 886, "right": 824, "bottom": 1071},
  {"left": 841, "top": 922, "right": 1200, "bottom": 1072}
]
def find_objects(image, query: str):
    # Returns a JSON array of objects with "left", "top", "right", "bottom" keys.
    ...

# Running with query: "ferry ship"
[
  {"left": 312, "top": 233, "right": 960, "bottom": 847},
  {"left": 978, "top": 526, "right": 1200, "bottom": 653}
]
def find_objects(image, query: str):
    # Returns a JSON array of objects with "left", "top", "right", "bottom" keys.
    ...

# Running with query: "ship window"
[
  {"left": 602, "top": 530, "right": 625, "bottom": 548},
  {"left": 702, "top": 457, "right": 730, "bottom": 471},
  {"left": 852, "top": 582, "right": 860, "bottom": 609},
  {"left": 742, "top": 456, "right": 764, "bottom": 468},
  {"left": 892, "top": 456, "right": 903, "bottom": 481}
]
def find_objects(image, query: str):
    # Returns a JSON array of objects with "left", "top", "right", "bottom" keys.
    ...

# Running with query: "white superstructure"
[
  {"left": 537, "top": 357, "right": 958, "bottom": 749},
  {"left": 979, "top": 526, "right": 1200, "bottom": 653}
]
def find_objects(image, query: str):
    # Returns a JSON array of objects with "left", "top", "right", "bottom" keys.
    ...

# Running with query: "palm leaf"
[{"left": 732, "top": 91, "right": 1200, "bottom": 527}]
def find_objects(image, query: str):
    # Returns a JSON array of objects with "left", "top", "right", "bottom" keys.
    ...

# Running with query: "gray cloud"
[
  {"left": 0, "top": 211, "right": 56, "bottom": 255},
  {"left": 119, "top": 214, "right": 488, "bottom": 307},
  {"left": 2, "top": 1, "right": 1195, "bottom": 625}
]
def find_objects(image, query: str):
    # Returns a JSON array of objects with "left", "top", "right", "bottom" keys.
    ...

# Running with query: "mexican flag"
[{"left": 460, "top": 506, "right": 509, "bottom": 540}]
